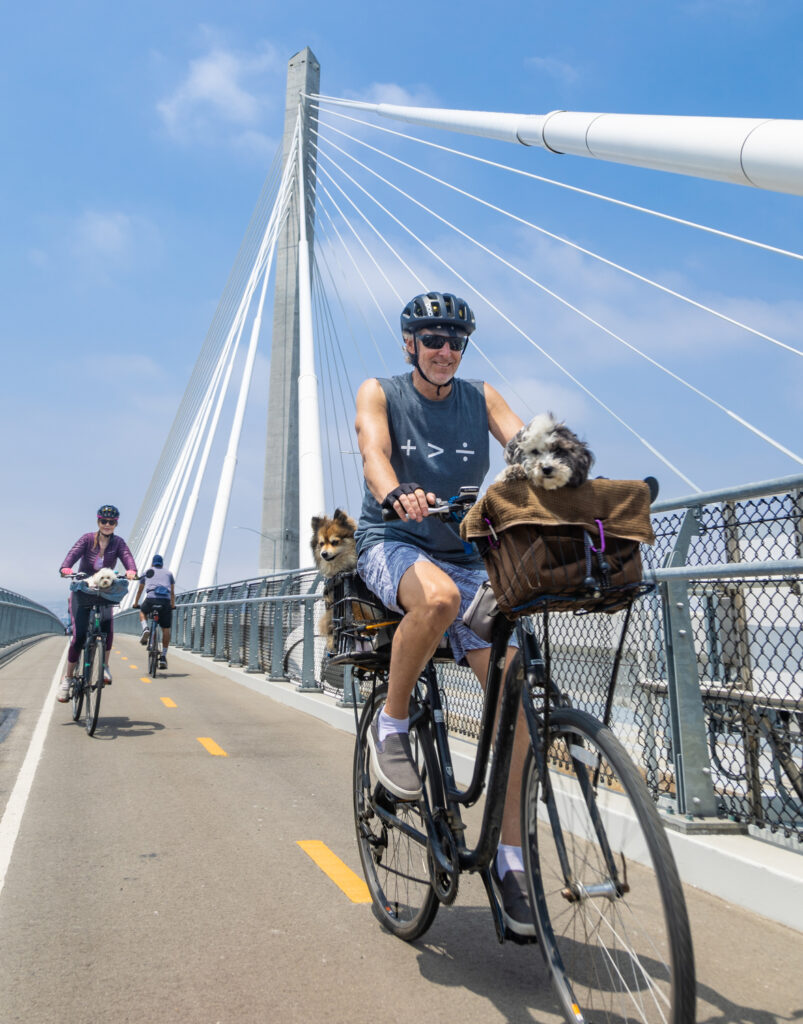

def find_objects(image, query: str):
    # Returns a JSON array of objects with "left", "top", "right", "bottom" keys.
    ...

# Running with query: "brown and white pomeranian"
[{"left": 311, "top": 509, "right": 358, "bottom": 651}]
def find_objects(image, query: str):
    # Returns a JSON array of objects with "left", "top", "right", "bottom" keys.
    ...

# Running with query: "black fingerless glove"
[{"left": 381, "top": 482, "right": 423, "bottom": 512}]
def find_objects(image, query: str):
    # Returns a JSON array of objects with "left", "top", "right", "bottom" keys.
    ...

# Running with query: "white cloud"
[
  {"left": 157, "top": 40, "right": 282, "bottom": 153},
  {"left": 74, "top": 210, "right": 135, "bottom": 258},
  {"left": 356, "top": 83, "right": 441, "bottom": 109},
  {"left": 524, "top": 56, "right": 580, "bottom": 87}
]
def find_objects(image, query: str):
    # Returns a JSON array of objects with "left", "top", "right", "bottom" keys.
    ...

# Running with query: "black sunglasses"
[
  {"left": 98, "top": 518, "right": 118, "bottom": 526},
  {"left": 416, "top": 332, "right": 469, "bottom": 353}
]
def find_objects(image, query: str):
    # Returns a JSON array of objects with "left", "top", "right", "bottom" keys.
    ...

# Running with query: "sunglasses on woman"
[
  {"left": 416, "top": 332, "right": 469, "bottom": 353},
  {"left": 98, "top": 518, "right": 118, "bottom": 526}
]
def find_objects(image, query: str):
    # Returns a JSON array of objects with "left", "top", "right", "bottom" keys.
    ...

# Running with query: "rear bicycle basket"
[
  {"left": 460, "top": 477, "right": 656, "bottom": 617},
  {"left": 325, "top": 571, "right": 401, "bottom": 666}
]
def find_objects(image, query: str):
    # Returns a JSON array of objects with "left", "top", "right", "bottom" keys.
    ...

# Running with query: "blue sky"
[{"left": 2, "top": 0, "right": 801, "bottom": 610}]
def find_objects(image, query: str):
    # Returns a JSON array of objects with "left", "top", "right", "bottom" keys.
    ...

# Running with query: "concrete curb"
[{"left": 169, "top": 644, "right": 803, "bottom": 933}]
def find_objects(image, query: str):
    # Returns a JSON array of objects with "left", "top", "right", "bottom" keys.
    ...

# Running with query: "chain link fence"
[{"left": 115, "top": 475, "right": 802, "bottom": 843}]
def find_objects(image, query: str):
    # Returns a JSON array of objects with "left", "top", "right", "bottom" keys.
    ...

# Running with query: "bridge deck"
[{"left": 1, "top": 636, "right": 800, "bottom": 1023}]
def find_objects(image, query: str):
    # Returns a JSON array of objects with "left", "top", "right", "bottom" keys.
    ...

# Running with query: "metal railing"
[
  {"left": 114, "top": 473, "right": 803, "bottom": 842},
  {"left": 1, "top": 587, "right": 65, "bottom": 654}
]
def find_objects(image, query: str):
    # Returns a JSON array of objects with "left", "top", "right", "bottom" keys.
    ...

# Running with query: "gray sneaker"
[
  {"left": 491, "top": 865, "right": 537, "bottom": 940},
  {"left": 366, "top": 715, "right": 423, "bottom": 801},
  {"left": 140, "top": 628, "right": 150, "bottom": 646}
]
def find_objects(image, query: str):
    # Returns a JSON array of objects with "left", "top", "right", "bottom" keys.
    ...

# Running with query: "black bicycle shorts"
[{"left": 141, "top": 597, "right": 173, "bottom": 629}]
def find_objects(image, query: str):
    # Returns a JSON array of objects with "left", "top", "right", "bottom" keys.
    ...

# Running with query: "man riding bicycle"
[
  {"left": 354, "top": 291, "right": 536, "bottom": 937},
  {"left": 132, "top": 554, "right": 176, "bottom": 670}
]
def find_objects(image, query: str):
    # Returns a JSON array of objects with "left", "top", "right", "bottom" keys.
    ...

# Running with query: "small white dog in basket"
[
  {"left": 496, "top": 412, "right": 594, "bottom": 490},
  {"left": 87, "top": 567, "right": 117, "bottom": 590}
]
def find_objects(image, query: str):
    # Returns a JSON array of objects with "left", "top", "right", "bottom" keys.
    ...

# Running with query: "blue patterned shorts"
[{"left": 357, "top": 542, "right": 492, "bottom": 666}]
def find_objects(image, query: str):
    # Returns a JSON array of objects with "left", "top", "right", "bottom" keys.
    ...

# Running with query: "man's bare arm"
[
  {"left": 484, "top": 382, "right": 524, "bottom": 446},
  {"left": 355, "top": 378, "right": 432, "bottom": 521}
]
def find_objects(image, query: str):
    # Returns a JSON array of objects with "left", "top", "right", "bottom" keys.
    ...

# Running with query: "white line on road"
[{"left": 0, "top": 647, "right": 66, "bottom": 898}]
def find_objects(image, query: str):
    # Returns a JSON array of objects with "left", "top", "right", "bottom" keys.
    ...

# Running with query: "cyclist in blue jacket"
[{"left": 132, "top": 554, "right": 176, "bottom": 670}]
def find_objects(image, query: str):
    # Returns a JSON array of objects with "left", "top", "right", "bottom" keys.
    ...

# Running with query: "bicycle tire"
[
  {"left": 71, "top": 670, "right": 84, "bottom": 722},
  {"left": 85, "top": 637, "right": 104, "bottom": 736},
  {"left": 521, "top": 703, "right": 696, "bottom": 1024},
  {"left": 148, "top": 620, "right": 159, "bottom": 677},
  {"left": 353, "top": 684, "right": 440, "bottom": 941}
]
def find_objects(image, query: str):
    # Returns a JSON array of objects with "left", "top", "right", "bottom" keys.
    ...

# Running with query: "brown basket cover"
[{"left": 460, "top": 477, "right": 655, "bottom": 616}]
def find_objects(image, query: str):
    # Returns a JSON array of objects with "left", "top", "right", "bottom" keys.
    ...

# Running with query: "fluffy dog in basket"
[
  {"left": 495, "top": 412, "right": 594, "bottom": 490},
  {"left": 87, "top": 567, "right": 117, "bottom": 590},
  {"left": 311, "top": 509, "right": 358, "bottom": 652}
]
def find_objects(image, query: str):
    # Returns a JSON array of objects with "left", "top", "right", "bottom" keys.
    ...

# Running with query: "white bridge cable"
[
  {"left": 312, "top": 146, "right": 534, "bottom": 417},
  {"left": 312, "top": 192, "right": 397, "bottom": 370},
  {"left": 309, "top": 102, "right": 803, "bottom": 264},
  {"left": 130, "top": 145, "right": 285, "bottom": 554},
  {"left": 310, "top": 260, "right": 365, "bottom": 503},
  {"left": 310, "top": 274, "right": 353, "bottom": 506},
  {"left": 311, "top": 143, "right": 700, "bottom": 490},
  {"left": 309, "top": 221, "right": 374, "bottom": 382},
  {"left": 315, "top": 119, "right": 803, "bottom": 361},
  {"left": 314, "top": 135, "right": 803, "bottom": 472}
]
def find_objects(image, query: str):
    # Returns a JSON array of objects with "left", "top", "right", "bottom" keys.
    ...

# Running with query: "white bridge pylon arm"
[
  {"left": 312, "top": 95, "right": 803, "bottom": 197},
  {"left": 296, "top": 111, "right": 326, "bottom": 569}
]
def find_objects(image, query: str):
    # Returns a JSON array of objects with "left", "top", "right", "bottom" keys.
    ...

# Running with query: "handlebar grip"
[
  {"left": 381, "top": 506, "right": 400, "bottom": 522},
  {"left": 644, "top": 476, "right": 660, "bottom": 502}
]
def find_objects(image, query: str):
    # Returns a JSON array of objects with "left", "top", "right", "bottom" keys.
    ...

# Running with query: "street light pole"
[{"left": 234, "top": 526, "right": 277, "bottom": 576}]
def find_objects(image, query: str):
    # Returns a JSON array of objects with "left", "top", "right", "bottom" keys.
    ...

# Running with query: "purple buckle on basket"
[
  {"left": 483, "top": 517, "right": 500, "bottom": 549},
  {"left": 589, "top": 519, "right": 606, "bottom": 553}
]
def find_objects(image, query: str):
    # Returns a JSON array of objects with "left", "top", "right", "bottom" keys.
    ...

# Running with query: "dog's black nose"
[{"left": 542, "top": 466, "right": 553, "bottom": 476}]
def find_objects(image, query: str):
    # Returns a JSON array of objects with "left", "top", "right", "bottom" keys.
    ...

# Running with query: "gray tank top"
[{"left": 356, "top": 373, "right": 490, "bottom": 566}]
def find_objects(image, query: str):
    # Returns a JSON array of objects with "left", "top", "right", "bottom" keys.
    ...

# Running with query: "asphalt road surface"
[{"left": 0, "top": 636, "right": 800, "bottom": 1023}]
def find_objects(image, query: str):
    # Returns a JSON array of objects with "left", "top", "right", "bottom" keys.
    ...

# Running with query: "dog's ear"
[
  {"left": 503, "top": 431, "right": 523, "bottom": 466},
  {"left": 568, "top": 444, "right": 595, "bottom": 487},
  {"left": 334, "top": 508, "right": 356, "bottom": 530},
  {"left": 310, "top": 517, "right": 324, "bottom": 551}
]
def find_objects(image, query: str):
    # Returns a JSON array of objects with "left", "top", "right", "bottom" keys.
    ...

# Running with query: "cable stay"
[
  {"left": 315, "top": 120, "right": 803, "bottom": 361},
  {"left": 309, "top": 102, "right": 803, "bottom": 264},
  {"left": 314, "top": 134, "right": 803, "bottom": 474}
]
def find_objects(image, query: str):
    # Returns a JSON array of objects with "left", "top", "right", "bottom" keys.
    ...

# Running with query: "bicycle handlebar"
[
  {"left": 61, "top": 569, "right": 154, "bottom": 581},
  {"left": 380, "top": 485, "right": 480, "bottom": 522}
]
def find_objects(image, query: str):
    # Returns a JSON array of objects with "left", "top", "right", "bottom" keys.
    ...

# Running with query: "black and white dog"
[{"left": 496, "top": 412, "right": 594, "bottom": 490}]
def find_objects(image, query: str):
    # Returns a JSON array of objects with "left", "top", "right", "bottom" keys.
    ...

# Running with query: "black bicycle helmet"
[
  {"left": 400, "top": 292, "right": 476, "bottom": 336},
  {"left": 97, "top": 504, "right": 120, "bottom": 520}
]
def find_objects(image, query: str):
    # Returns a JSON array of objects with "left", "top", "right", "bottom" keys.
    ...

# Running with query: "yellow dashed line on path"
[
  {"left": 161, "top": 697, "right": 177, "bottom": 708},
  {"left": 120, "top": 656, "right": 128, "bottom": 660},
  {"left": 129, "top": 664, "right": 138, "bottom": 670},
  {"left": 197, "top": 737, "right": 227, "bottom": 757},
  {"left": 297, "top": 840, "right": 371, "bottom": 903},
  {"left": 140, "top": 676, "right": 152, "bottom": 683}
]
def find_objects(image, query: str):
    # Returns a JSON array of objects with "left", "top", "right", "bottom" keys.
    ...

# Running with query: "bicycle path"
[{"left": 0, "top": 636, "right": 800, "bottom": 1023}]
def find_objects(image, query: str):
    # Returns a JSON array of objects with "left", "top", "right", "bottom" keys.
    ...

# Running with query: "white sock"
[
  {"left": 378, "top": 708, "right": 409, "bottom": 744},
  {"left": 496, "top": 843, "right": 524, "bottom": 878}
]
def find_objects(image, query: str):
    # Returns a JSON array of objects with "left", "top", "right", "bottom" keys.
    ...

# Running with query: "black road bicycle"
[
  {"left": 64, "top": 571, "right": 132, "bottom": 736},
  {"left": 145, "top": 606, "right": 162, "bottom": 678},
  {"left": 330, "top": 484, "right": 696, "bottom": 1024}
]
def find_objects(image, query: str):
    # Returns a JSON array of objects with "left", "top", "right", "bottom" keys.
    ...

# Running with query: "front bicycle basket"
[
  {"left": 324, "top": 571, "right": 401, "bottom": 666},
  {"left": 70, "top": 578, "right": 129, "bottom": 605},
  {"left": 460, "top": 477, "right": 655, "bottom": 617}
]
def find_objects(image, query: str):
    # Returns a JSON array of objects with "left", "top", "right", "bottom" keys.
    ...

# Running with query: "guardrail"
[
  {"left": 0, "top": 587, "right": 66, "bottom": 654},
  {"left": 114, "top": 472, "right": 803, "bottom": 844}
]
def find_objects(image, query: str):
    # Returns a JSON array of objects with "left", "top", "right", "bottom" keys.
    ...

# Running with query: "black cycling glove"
[{"left": 381, "top": 482, "right": 423, "bottom": 512}]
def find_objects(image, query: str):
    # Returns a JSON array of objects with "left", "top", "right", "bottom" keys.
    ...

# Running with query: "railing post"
[
  {"left": 230, "top": 589, "right": 243, "bottom": 667},
  {"left": 271, "top": 576, "right": 294, "bottom": 678},
  {"left": 296, "top": 597, "right": 322, "bottom": 692},
  {"left": 246, "top": 596, "right": 262, "bottom": 673},
  {"left": 215, "top": 586, "right": 232, "bottom": 661},
  {"left": 202, "top": 592, "right": 215, "bottom": 657},
  {"left": 337, "top": 664, "right": 363, "bottom": 708},
  {"left": 662, "top": 508, "right": 719, "bottom": 817}
]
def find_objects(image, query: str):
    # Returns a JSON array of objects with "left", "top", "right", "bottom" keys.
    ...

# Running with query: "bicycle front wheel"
[
  {"left": 71, "top": 671, "right": 84, "bottom": 721},
  {"left": 522, "top": 706, "right": 695, "bottom": 1024},
  {"left": 353, "top": 685, "right": 440, "bottom": 941},
  {"left": 85, "top": 638, "right": 104, "bottom": 736}
]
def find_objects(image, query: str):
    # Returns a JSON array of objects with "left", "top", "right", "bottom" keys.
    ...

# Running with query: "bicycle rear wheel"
[
  {"left": 522, "top": 705, "right": 695, "bottom": 1024},
  {"left": 148, "top": 637, "right": 159, "bottom": 678},
  {"left": 71, "top": 671, "right": 84, "bottom": 721},
  {"left": 84, "top": 638, "right": 104, "bottom": 736},
  {"left": 353, "top": 684, "right": 440, "bottom": 941}
]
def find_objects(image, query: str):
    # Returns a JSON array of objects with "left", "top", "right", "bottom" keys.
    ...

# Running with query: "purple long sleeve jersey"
[{"left": 61, "top": 533, "right": 137, "bottom": 576}]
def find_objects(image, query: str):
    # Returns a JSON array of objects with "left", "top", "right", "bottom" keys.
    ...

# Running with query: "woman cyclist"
[{"left": 57, "top": 504, "right": 138, "bottom": 702}]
